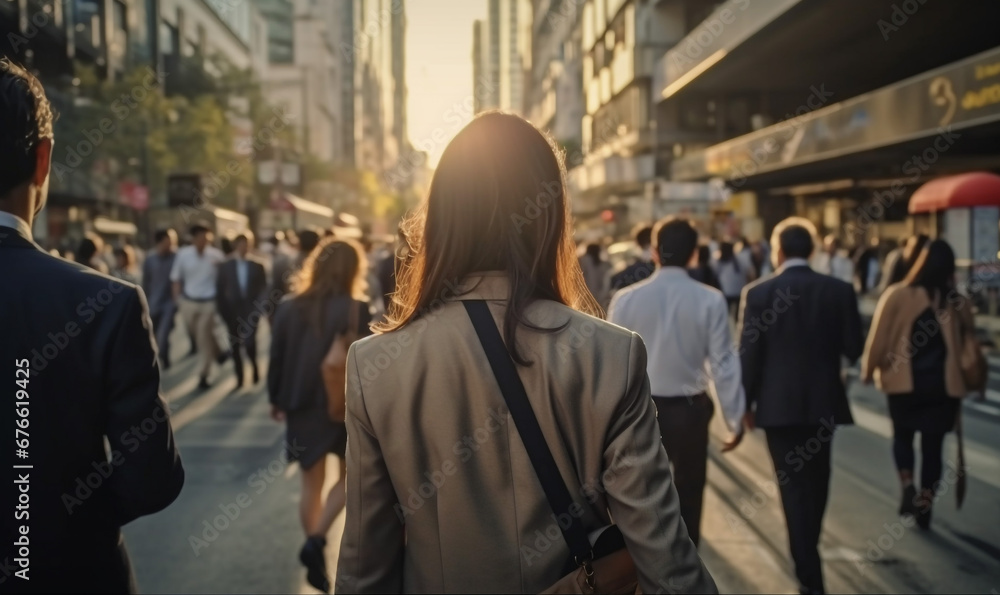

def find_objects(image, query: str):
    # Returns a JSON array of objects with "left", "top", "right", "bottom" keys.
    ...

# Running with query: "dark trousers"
[
  {"left": 224, "top": 315, "right": 259, "bottom": 382},
  {"left": 892, "top": 427, "right": 946, "bottom": 490},
  {"left": 150, "top": 308, "right": 174, "bottom": 365},
  {"left": 765, "top": 425, "right": 833, "bottom": 595},
  {"left": 653, "top": 393, "right": 714, "bottom": 547}
]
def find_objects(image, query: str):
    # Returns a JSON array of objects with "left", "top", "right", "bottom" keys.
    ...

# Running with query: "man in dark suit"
[
  {"left": 738, "top": 217, "right": 863, "bottom": 595},
  {"left": 217, "top": 231, "right": 268, "bottom": 387},
  {"left": 0, "top": 58, "right": 184, "bottom": 593},
  {"left": 610, "top": 224, "right": 655, "bottom": 291}
]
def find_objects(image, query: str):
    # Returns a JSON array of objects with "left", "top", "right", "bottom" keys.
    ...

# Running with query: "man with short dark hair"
[
  {"left": 738, "top": 216, "right": 863, "bottom": 595},
  {"left": 143, "top": 228, "right": 179, "bottom": 368},
  {"left": 610, "top": 224, "right": 655, "bottom": 291},
  {"left": 608, "top": 216, "right": 746, "bottom": 547},
  {"left": 216, "top": 231, "right": 267, "bottom": 387},
  {"left": 171, "top": 221, "right": 229, "bottom": 389},
  {"left": 0, "top": 58, "right": 184, "bottom": 592}
]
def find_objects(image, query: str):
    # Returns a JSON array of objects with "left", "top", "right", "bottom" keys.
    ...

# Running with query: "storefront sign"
[{"left": 674, "top": 45, "right": 1000, "bottom": 182}]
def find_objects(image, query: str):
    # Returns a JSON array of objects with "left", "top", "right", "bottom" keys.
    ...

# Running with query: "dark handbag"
[
  {"left": 463, "top": 301, "right": 639, "bottom": 595},
  {"left": 955, "top": 309, "right": 987, "bottom": 391}
]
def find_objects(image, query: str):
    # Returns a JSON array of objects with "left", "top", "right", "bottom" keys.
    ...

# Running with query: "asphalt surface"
[{"left": 121, "top": 314, "right": 1000, "bottom": 594}]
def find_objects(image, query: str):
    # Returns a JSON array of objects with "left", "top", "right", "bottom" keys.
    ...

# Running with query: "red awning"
[{"left": 908, "top": 172, "right": 1000, "bottom": 214}]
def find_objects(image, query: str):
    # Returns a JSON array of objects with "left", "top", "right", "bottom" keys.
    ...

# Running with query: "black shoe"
[
  {"left": 916, "top": 504, "right": 933, "bottom": 530},
  {"left": 916, "top": 491, "right": 933, "bottom": 530},
  {"left": 216, "top": 350, "right": 231, "bottom": 365},
  {"left": 899, "top": 485, "right": 918, "bottom": 517},
  {"left": 299, "top": 536, "right": 330, "bottom": 593},
  {"left": 197, "top": 377, "right": 211, "bottom": 390}
]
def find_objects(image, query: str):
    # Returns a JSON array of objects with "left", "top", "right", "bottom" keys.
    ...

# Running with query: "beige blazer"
[
  {"left": 336, "top": 273, "right": 716, "bottom": 594},
  {"left": 861, "top": 283, "right": 975, "bottom": 397}
]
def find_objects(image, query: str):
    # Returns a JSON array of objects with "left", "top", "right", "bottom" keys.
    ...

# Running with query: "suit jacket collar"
[
  {"left": 0, "top": 225, "right": 43, "bottom": 252},
  {"left": 452, "top": 271, "right": 510, "bottom": 301}
]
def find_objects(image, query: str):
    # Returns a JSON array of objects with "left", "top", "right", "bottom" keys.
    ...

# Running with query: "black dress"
[
  {"left": 268, "top": 295, "right": 373, "bottom": 469},
  {"left": 887, "top": 308, "right": 960, "bottom": 434}
]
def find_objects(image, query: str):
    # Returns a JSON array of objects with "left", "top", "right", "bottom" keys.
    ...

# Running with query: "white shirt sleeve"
[
  {"left": 706, "top": 293, "right": 746, "bottom": 434},
  {"left": 169, "top": 249, "right": 183, "bottom": 283}
]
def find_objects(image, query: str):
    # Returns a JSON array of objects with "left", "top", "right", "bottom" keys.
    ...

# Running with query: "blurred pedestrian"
[
  {"left": 267, "top": 232, "right": 293, "bottom": 302},
  {"left": 738, "top": 217, "right": 863, "bottom": 595},
  {"left": 336, "top": 112, "right": 715, "bottom": 594},
  {"left": 376, "top": 226, "right": 406, "bottom": 313},
  {"left": 0, "top": 57, "right": 184, "bottom": 592},
  {"left": 217, "top": 232, "right": 267, "bottom": 388},
  {"left": 881, "top": 234, "right": 930, "bottom": 290},
  {"left": 610, "top": 224, "right": 655, "bottom": 291},
  {"left": 220, "top": 234, "right": 234, "bottom": 258},
  {"left": 609, "top": 216, "right": 746, "bottom": 547},
  {"left": 268, "top": 237, "right": 373, "bottom": 593},
  {"left": 813, "top": 235, "right": 854, "bottom": 284},
  {"left": 713, "top": 241, "right": 750, "bottom": 321},
  {"left": 749, "top": 238, "right": 773, "bottom": 278},
  {"left": 111, "top": 245, "right": 139, "bottom": 284},
  {"left": 688, "top": 244, "right": 721, "bottom": 290},
  {"left": 855, "top": 238, "right": 882, "bottom": 294},
  {"left": 170, "top": 222, "right": 230, "bottom": 390},
  {"left": 75, "top": 232, "right": 109, "bottom": 273},
  {"left": 579, "top": 242, "right": 612, "bottom": 309},
  {"left": 144, "top": 228, "right": 178, "bottom": 369},
  {"left": 861, "top": 240, "right": 977, "bottom": 530},
  {"left": 360, "top": 235, "right": 385, "bottom": 319},
  {"left": 736, "top": 236, "right": 759, "bottom": 282}
]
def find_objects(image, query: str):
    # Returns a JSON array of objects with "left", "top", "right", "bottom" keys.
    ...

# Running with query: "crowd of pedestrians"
[{"left": 1, "top": 59, "right": 985, "bottom": 595}]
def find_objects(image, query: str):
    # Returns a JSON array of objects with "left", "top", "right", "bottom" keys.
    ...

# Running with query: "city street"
[{"left": 122, "top": 319, "right": 1000, "bottom": 594}]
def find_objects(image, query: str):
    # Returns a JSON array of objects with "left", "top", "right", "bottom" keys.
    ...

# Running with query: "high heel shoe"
[
  {"left": 899, "top": 484, "right": 919, "bottom": 517},
  {"left": 915, "top": 489, "right": 933, "bottom": 530},
  {"left": 299, "top": 536, "right": 330, "bottom": 593}
]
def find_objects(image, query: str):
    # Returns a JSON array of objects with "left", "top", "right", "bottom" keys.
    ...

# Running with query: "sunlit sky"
[{"left": 406, "top": 0, "right": 487, "bottom": 168}]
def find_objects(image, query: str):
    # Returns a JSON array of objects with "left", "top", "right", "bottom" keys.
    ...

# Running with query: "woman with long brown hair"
[
  {"left": 862, "top": 239, "right": 973, "bottom": 530},
  {"left": 268, "top": 237, "right": 372, "bottom": 593},
  {"left": 335, "top": 112, "right": 714, "bottom": 594}
]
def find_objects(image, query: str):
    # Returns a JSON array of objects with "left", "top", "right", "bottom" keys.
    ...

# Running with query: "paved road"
[{"left": 122, "top": 316, "right": 1000, "bottom": 594}]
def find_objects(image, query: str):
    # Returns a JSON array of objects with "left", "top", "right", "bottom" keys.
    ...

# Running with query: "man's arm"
[
  {"left": 215, "top": 264, "right": 229, "bottom": 321},
  {"left": 103, "top": 287, "right": 184, "bottom": 526},
  {"left": 841, "top": 282, "right": 864, "bottom": 364},
  {"left": 169, "top": 251, "right": 182, "bottom": 300},
  {"left": 602, "top": 334, "right": 718, "bottom": 594},
  {"left": 707, "top": 293, "right": 746, "bottom": 436}
]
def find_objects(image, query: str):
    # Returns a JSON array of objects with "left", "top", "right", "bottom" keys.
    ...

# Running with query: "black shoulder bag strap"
[{"left": 462, "top": 300, "right": 594, "bottom": 566}]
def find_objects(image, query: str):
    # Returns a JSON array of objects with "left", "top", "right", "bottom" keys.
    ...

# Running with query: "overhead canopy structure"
[{"left": 908, "top": 172, "right": 1000, "bottom": 214}]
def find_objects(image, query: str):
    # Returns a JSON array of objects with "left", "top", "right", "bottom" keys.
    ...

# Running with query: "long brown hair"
[
  {"left": 294, "top": 236, "right": 368, "bottom": 330},
  {"left": 376, "top": 111, "right": 600, "bottom": 364}
]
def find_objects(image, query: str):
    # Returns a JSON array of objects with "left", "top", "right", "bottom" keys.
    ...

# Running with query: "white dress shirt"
[
  {"left": 170, "top": 245, "right": 224, "bottom": 300},
  {"left": 608, "top": 267, "right": 746, "bottom": 434},
  {"left": 0, "top": 211, "right": 33, "bottom": 240}
]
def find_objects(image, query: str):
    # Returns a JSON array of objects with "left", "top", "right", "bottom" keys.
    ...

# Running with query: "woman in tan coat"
[
  {"left": 335, "top": 112, "right": 715, "bottom": 594},
  {"left": 861, "top": 240, "right": 973, "bottom": 529}
]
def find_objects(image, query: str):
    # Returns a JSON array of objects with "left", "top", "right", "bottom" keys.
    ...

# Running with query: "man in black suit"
[
  {"left": 0, "top": 59, "right": 184, "bottom": 593},
  {"left": 217, "top": 232, "right": 268, "bottom": 387},
  {"left": 738, "top": 217, "right": 863, "bottom": 595},
  {"left": 610, "top": 224, "right": 655, "bottom": 291}
]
